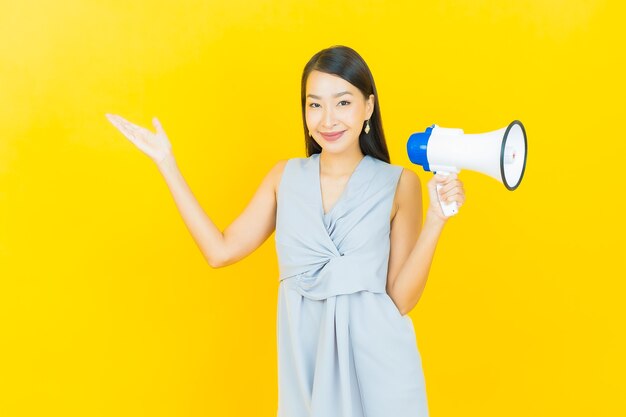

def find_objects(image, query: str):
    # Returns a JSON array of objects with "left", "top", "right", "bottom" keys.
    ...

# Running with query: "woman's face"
[{"left": 305, "top": 70, "right": 374, "bottom": 154}]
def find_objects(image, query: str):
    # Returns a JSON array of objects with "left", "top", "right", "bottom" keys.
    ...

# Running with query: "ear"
[{"left": 366, "top": 94, "right": 375, "bottom": 119}]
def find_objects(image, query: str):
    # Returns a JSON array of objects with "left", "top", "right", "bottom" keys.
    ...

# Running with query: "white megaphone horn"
[{"left": 406, "top": 120, "right": 528, "bottom": 217}]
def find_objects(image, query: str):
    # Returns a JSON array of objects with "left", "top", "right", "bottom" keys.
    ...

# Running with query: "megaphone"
[{"left": 406, "top": 120, "right": 527, "bottom": 217}]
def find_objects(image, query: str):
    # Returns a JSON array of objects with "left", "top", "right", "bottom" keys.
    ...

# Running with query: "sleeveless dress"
[{"left": 275, "top": 152, "right": 429, "bottom": 417}]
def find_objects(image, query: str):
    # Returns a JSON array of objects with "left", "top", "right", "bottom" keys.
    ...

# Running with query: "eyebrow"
[{"left": 306, "top": 91, "right": 353, "bottom": 99}]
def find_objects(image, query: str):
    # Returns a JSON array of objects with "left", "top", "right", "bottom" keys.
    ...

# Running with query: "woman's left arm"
[{"left": 386, "top": 169, "right": 464, "bottom": 316}]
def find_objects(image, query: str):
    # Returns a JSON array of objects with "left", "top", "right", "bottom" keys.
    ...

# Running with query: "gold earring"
[
  {"left": 308, "top": 130, "right": 312, "bottom": 137},
  {"left": 364, "top": 120, "right": 370, "bottom": 134}
]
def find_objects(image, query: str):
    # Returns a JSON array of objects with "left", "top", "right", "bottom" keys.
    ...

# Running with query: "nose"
[{"left": 321, "top": 107, "right": 338, "bottom": 129}]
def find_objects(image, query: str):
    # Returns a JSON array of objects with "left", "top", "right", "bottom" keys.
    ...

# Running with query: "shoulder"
[
  {"left": 270, "top": 154, "right": 317, "bottom": 180},
  {"left": 267, "top": 159, "right": 289, "bottom": 191},
  {"left": 370, "top": 157, "right": 420, "bottom": 194},
  {"left": 271, "top": 159, "right": 290, "bottom": 173},
  {"left": 267, "top": 157, "right": 310, "bottom": 194},
  {"left": 397, "top": 167, "right": 421, "bottom": 193},
  {"left": 391, "top": 166, "right": 422, "bottom": 221}
]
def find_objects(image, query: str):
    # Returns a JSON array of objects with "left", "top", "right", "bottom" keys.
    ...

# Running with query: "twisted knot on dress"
[{"left": 279, "top": 251, "right": 388, "bottom": 300}]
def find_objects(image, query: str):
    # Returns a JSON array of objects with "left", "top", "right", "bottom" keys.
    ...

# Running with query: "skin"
[
  {"left": 104, "top": 71, "right": 465, "bottom": 316},
  {"left": 305, "top": 69, "right": 375, "bottom": 216}
]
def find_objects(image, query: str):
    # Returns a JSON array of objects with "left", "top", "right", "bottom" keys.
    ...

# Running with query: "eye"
[
  {"left": 339, "top": 100, "right": 351, "bottom": 106},
  {"left": 309, "top": 103, "right": 320, "bottom": 108}
]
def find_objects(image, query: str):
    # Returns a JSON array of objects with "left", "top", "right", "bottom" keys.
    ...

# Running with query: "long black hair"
[{"left": 300, "top": 45, "right": 391, "bottom": 163}]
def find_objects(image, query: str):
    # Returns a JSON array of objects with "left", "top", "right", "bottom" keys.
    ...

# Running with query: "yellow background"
[{"left": 1, "top": 0, "right": 624, "bottom": 415}]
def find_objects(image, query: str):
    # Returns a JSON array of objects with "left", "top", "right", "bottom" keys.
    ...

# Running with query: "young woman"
[{"left": 106, "top": 45, "right": 465, "bottom": 417}]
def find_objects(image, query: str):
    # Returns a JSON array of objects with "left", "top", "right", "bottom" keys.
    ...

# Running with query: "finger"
[
  {"left": 108, "top": 114, "right": 125, "bottom": 124},
  {"left": 118, "top": 125, "right": 139, "bottom": 142},
  {"left": 109, "top": 116, "right": 133, "bottom": 133},
  {"left": 437, "top": 173, "right": 457, "bottom": 186},
  {"left": 118, "top": 127, "right": 152, "bottom": 155},
  {"left": 445, "top": 173, "right": 458, "bottom": 184},
  {"left": 129, "top": 124, "right": 145, "bottom": 137},
  {"left": 444, "top": 189, "right": 464, "bottom": 203},
  {"left": 109, "top": 119, "right": 128, "bottom": 135},
  {"left": 438, "top": 182, "right": 458, "bottom": 194},
  {"left": 152, "top": 117, "right": 164, "bottom": 133},
  {"left": 119, "top": 119, "right": 149, "bottom": 140},
  {"left": 110, "top": 115, "right": 141, "bottom": 132},
  {"left": 111, "top": 114, "right": 131, "bottom": 124},
  {"left": 119, "top": 118, "right": 138, "bottom": 132},
  {"left": 110, "top": 119, "right": 139, "bottom": 142},
  {"left": 106, "top": 116, "right": 137, "bottom": 140},
  {"left": 105, "top": 113, "right": 122, "bottom": 127},
  {"left": 448, "top": 178, "right": 464, "bottom": 190}
]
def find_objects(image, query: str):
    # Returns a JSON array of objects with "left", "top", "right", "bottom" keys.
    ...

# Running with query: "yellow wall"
[{"left": 1, "top": 0, "right": 624, "bottom": 415}]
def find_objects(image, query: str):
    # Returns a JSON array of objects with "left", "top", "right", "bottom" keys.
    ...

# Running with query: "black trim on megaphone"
[{"left": 501, "top": 120, "right": 527, "bottom": 191}]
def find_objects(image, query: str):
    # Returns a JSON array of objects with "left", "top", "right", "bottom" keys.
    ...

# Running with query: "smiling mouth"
[{"left": 320, "top": 130, "right": 346, "bottom": 140}]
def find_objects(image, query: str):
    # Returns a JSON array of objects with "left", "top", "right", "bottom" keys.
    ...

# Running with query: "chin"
[{"left": 323, "top": 143, "right": 357, "bottom": 155}]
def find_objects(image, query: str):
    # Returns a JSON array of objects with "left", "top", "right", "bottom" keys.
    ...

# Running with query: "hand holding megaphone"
[
  {"left": 407, "top": 120, "right": 528, "bottom": 217},
  {"left": 427, "top": 171, "right": 465, "bottom": 221}
]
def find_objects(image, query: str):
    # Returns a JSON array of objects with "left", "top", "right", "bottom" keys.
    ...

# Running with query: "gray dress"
[{"left": 275, "top": 152, "right": 429, "bottom": 417}]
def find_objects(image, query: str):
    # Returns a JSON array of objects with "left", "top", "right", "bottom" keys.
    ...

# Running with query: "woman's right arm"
[
  {"left": 156, "top": 154, "right": 286, "bottom": 268},
  {"left": 105, "top": 113, "right": 286, "bottom": 268}
]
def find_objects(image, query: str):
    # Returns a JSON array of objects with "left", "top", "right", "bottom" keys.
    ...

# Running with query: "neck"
[{"left": 319, "top": 148, "right": 365, "bottom": 177}]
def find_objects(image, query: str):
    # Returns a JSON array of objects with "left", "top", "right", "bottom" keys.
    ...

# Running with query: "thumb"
[{"left": 152, "top": 116, "right": 163, "bottom": 133}]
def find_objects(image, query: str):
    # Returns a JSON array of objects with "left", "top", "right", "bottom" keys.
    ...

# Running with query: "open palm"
[{"left": 105, "top": 113, "right": 172, "bottom": 164}]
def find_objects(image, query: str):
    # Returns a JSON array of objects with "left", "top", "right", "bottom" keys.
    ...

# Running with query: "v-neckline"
[{"left": 316, "top": 153, "right": 368, "bottom": 217}]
